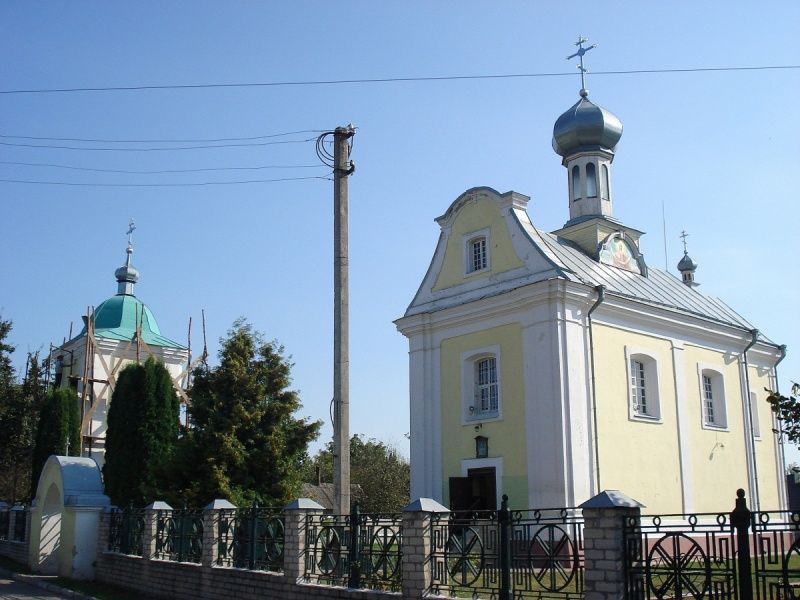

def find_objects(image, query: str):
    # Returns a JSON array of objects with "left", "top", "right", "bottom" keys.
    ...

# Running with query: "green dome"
[{"left": 79, "top": 294, "right": 185, "bottom": 349}]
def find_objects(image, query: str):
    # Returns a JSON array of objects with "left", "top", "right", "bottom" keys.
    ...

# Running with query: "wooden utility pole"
[{"left": 333, "top": 125, "right": 355, "bottom": 515}]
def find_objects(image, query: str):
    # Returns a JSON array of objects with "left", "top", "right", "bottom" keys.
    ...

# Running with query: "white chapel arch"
[{"left": 28, "top": 456, "right": 110, "bottom": 579}]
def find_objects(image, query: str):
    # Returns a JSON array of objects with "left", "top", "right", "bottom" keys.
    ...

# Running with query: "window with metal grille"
[
  {"left": 699, "top": 369, "right": 726, "bottom": 428},
  {"left": 475, "top": 357, "right": 498, "bottom": 414},
  {"left": 703, "top": 374, "right": 715, "bottom": 424},
  {"left": 470, "top": 237, "right": 487, "bottom": 273},
  {"left": 630, "top": 359, "right": 647, "bottom": 415}
]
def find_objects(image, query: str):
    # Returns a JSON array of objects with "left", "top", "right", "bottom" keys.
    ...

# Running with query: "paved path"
[{"left": 0, "top": 576, "right": 72, "bottom": 600}]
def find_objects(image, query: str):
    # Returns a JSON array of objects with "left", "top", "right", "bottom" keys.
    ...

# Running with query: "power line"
[
  {"left": 0, "top": 175, "right": 330, "bottom": 187},
  {"left": 0, "top": 65, "right": 796, "bottom": 95},
  {"left": 0, "top": 129, "right": 326, "bottom": 143},
  {"left": 0, "top": 136, "right": 317, "bottom": 151},
  {"left": 0, "top": 160, "right": 326, "bottom": 174}
]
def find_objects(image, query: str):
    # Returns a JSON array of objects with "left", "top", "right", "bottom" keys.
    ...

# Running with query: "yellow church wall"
[
  {"left": 590, "top": 324, "right": 683, "bottom": 513},
  {"left": 749, "top": 365, "right": 781, "bottom": 509},
  {"left": 682, "top": 344, "right": 751, "bottom": 512},
  {"left": 439, "top": 323, "right": 528, "bottom": 507},
  {"left": 433, "top": 196, "right": 524, "bottom": 291}
]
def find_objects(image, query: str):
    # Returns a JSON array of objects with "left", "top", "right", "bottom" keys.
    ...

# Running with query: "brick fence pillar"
[
  {"left": 96, "top": 506, "right": 115, "bottom": 558},
  {"left": 143, "top": 501, "right": 172, "bottom": 560},
  {"left": 202, "top": 499, "right": 236, "bottom": 568},
  {"left": 580, "top": 490, "right": 644, "bottom": 600},
  {"left": 282, "top": 498, "right": 325, "bottom": 582},
  {"left": 401, "top": 498, "right": 449, "bottom": 600}
]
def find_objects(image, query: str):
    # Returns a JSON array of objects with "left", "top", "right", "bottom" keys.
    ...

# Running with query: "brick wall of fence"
[
  {"left": 92, "top": 494, "right": 635, "bottom": 600},
  {"left": 0, "top": 506, "right": 30, "bottom": 565},
  {"left": 6, "top": 490, "right": 789, "bottom": 600}
]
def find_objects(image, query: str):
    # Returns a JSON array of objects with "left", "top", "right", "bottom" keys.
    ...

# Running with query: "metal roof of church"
[
  {"left": 76, "top": 294, "right": 186, "bottom": 349},
  {"left": 518, "top": 218, "right": 771, "bottom": 342}
]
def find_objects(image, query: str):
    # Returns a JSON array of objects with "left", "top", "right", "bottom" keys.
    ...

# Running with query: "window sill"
[
  {"left": 465, "top": 413, "right": 501, "bottom": 425},
  {"left": 630, "top": 413, "right": 662, "bottom": 424},
  {"left": 464, "top": 267, "right": 489, "bottom": 278},
  {"left": 702, "top": 423, "right": 729, "bottom": 432}
]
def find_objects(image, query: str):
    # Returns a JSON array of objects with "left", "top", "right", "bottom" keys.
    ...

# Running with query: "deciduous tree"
[
  {"left": 303, "top": 435, "right": 410, "bottom": 513},
  {"left": 768, "top": 383, "right": 800, "bottom": 445}
]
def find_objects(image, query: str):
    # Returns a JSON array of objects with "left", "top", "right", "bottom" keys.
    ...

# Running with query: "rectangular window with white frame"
[{"left": 625, "top": 347, "right": 661, "bottom": 421}]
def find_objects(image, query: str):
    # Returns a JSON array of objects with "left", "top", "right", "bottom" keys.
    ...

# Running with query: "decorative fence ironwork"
[
  {"left": 430, "top": 495, "right": 584, "bottom": 599},
  {"left": 623, "top": 489, "right": 800, "bottom": 600},
  {"left": 216, "top": 506, "right": 285, "bottom": 572},
  {"left": 12, "top": 509, "right": 26, "bottom": 542},
  {"left": 0, "top": 510, "right": 8, "bottom": 540},
  {"left": 624, "top": 510, "right": 738, "bottom": 599},
  {"left": 750, "top": 507, "right": 800, "bottom": 600},
  {"left": 303, "top": 504, "right": 402, "bottom": 591},
  {"left": 154, "top": 507, "right": 204, "bottom": 563},
  {"left": 108, "top": 507, "right": 145, "bottom": 556}
]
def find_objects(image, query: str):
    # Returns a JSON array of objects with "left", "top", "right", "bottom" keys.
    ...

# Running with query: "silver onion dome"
[
  {"left": 677, "top": 252, "right": 698, "bottom": 273},
  {"left": 115, "top": 244, "right": 139, "bottom": 294},
  {"left": 552, "top": 91, "right": 623, "bottom": 158}
]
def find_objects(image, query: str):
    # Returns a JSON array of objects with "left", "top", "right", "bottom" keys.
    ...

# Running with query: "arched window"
[
  {"left": 627, "top": 351, "right": 660, "bottom": 419},
  {"left": 601, "top": 164, "right": 610, "bottom": 200},
  {"left": 461, "top": 345, "right": 502, "bottom": 422},
  {"left": 571, "top": 165, "right": 581, "bottom": 201},
  {"left": 586, "top": 163, "right": 597, "bottom": 198}
]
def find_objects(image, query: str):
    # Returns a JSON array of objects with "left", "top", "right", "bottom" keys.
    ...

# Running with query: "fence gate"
[{"left": 623, "top": 489, "right": 800, "bottom": 600}]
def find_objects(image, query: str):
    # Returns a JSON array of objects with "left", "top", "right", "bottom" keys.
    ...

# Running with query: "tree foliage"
[
  {"left": 30, "top": 387, "right": 80, "bottom": 498},
  {"left": 103, "top": 357, "right": 180, "bottom": 507},
  {"left": 180, "top": 319, "right": 321, "bottom": 507},
  {"left": 0, "top": 319, "right": 50, "bottom": 503},
  {"left": 303, "top": 435, "right": 410, "bottom": 513},
  {"left": 768, "top": 383, "right": 800, "bottom": 446}
]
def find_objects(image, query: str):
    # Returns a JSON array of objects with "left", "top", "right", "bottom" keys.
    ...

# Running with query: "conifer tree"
[
  {"left": 30, "top": 387, "right": 80, "bottom": 498},
  {"left": 103, "top": 357, "right": 180, "bottom": 507},
  {"left": 181, "top": 319, "right": 321, "bottom": 506}
]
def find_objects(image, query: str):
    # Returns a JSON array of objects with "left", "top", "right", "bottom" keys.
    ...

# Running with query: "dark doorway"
[{"left": 448, "top": 467, "right": 497, "bottom": 513}]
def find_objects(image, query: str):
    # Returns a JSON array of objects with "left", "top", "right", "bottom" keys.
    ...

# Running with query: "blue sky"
[{"left": 1, "top": 2, "right": 799, "bottom": 464}]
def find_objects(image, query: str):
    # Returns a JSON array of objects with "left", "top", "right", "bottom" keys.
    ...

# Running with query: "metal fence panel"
[
  {"left": 154, "top": 508, "right": 204, "bottom": 563},
  {"left": 302, "top": 506, "right": 402, "bottom": 592},
  {"left": 216, "top": 506, "right": 285, "bottom": 572},
  {"left": 430, "top": 498, "right": 584, "bottom": 599}
]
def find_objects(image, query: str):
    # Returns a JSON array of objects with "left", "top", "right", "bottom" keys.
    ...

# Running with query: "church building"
[
  {"left": 51, "top": 231, "right": 189, "bottom": 468},
  {"left": 395, "top": 85, "right": 786, "bottom": 514}
]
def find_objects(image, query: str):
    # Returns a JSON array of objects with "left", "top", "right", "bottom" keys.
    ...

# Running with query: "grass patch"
[
  {"left": 0, "top": 554, "right": 30, "bottom": 574},
  {"left": 54, "top": 577, "right": 144, "bottom": 600}
]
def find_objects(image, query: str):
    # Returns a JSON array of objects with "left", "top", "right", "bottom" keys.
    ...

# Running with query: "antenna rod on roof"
[
  {"left": 201, "top": 309, "right": 208, "bottom": 366},
  {"left": 187, "top": 316, "right": 192, "bottom": 388}
]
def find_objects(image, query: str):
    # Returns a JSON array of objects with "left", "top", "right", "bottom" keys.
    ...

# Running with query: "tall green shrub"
[
  {"left": 30, "top": 387, "right": 80, "bottom": 498},
  {"left": 103, "top": 357, "right": 180, "bottom": 507}
]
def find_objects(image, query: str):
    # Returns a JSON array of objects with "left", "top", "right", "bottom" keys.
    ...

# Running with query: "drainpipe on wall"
[
  {"left": 587, "top": 285, "right": 606, "bottom": 495},
  {"left": 742, "top": 329, "right": 760, "bottom": 510},
  {"left": 774, "top": 344, "right": 788, "bottom": 509}
]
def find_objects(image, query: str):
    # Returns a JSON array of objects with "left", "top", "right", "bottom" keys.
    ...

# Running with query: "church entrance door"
[{"left": 448, "top": 467, "right": 497, "bottom": 513}]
